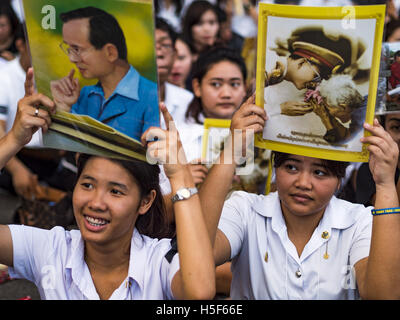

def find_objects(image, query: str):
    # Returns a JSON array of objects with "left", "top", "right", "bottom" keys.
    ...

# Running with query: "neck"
[
  {"left": 99, "top": 61, "right": 130, "bottom": 99},
  {"left": 281, "top": 203, "right": 325, "bottom": 256},
  {"left": 84, "top": 234, "right": 131, "bottom": 272}
]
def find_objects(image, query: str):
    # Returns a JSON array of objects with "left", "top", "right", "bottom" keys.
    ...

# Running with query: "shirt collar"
[
  {"left": 252, "top": 192, "right": 358, "bottom": 231},
  {"left": 65, "top": 228, "right": 147, "bottom": 296},
  {"left": 89, "top": 65, "right": 140, "bottom": 101}
]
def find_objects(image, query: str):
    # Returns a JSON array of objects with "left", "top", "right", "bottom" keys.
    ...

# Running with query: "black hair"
[
  {"left": 185, "top": 46, "right": 247, "bottom": 124},
  {"left": 181, "top": 0, "right": 220, "bottom": 54},
  {"left": 273, "top": 151, "right": 349, "bottom": 179},
  {"left": 155, "top": 17, "right": 177, "bottom": 45},
  {"left": 385, "top": 19, "right": 400, "bottom": 42},
  {"left": 76, "top": 154, "right": 172, "bottom": 239},
  {"left": 60, "top": 6, "right": 127, "bottom": 61}
]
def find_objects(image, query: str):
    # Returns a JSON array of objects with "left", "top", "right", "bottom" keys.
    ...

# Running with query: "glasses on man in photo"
[{"left": 59, "top": 42, "right": 94, "bottom": 59}]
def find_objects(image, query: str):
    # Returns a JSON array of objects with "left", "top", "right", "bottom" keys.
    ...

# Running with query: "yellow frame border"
[
  {"left": 255, "top": 4, "right": 386, "bottom": 162},
  {"left": 201, "top": 118, "right": 231, "bottom": 160}
]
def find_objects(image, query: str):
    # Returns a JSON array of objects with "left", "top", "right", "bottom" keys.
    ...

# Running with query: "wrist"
[{"left": 168, "top": 167, "right": 195, "bottom": 192}]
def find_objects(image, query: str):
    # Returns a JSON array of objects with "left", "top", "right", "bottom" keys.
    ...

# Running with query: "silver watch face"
[{"left": 178, "top": 188, "right": 191, "bottom": 199}]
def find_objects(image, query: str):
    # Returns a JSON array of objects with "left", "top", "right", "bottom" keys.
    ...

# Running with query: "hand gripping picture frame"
[{"left": 255, "top": 4, "right": 386, "bottom": 162}]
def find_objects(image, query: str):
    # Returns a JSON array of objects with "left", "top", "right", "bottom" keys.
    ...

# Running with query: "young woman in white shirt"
[
  {"left": 0, "top": 70, "right": 215, "bottom": 300},
  {"left": 199, "top": 95, "right": 400, "bottom": 299}
]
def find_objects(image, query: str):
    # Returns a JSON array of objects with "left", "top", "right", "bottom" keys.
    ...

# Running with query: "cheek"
[{"left": 200, "top": 88, "right": 218, "bottom": 111}]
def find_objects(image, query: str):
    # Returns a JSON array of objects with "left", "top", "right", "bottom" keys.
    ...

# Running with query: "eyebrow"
[
  {"left": 285, "top": 158, "right": 328, "bottom": 169},
  {"left": 80, "top": 175, "right": 128, "bottom": 191},
  {"left": 208, "top": 77, "right": 243, "bottom": 81},
  {"left": 387, "top": 118, "right": 400, "bottom": 123}
]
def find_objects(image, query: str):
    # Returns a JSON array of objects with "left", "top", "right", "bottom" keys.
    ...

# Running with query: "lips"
[{"left": 291, "top": 193, "right": 313, "bottom": 203}]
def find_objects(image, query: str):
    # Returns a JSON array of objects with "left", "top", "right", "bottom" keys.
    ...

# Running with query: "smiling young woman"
[{"left": 0, "top": 74, "right": 215, "bottom": 300}]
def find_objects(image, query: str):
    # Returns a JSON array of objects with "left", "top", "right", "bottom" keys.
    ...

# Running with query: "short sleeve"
[
  {"left": 349, "top": 208, "right": 373, "bottom": 267},
  {"left": 8, "top": 225, "right": 68, "bottom": 285},
  {"left": 217, "top": 192, "right": 249, "bottom": 259},
  {"left": 8, "top": 225, "right": 52, "bottom": 282}
]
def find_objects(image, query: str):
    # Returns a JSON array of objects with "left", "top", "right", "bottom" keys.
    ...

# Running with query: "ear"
[
  {"left": 103, "top": 43, "right": 119, "bottom": 63},
  {"left": 137, "top": 189, "right": 157, "bottom": 215},
  {"left": 192, "top": 78, "right": 201, "bottom": 98}
]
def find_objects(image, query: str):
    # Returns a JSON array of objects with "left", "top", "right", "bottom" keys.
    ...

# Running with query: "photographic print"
[
  {"left": 255, "top": 4, "right": 385, "bottom": 162},
  {"left": 21, "top": 0, "right": 159, "bottom": 160},
  {"left": 202, "top": 118, "right": 272, "bottom": 194},
  {"left": 379, "top": 41, "right": 400, "bottom": 114}
]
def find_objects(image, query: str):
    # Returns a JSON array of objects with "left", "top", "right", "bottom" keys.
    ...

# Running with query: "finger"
[
  {"left": 23, "top": 93, "right": 56, "bottom": 112},
  {"left": 239, "top": 104, "right": 267, "bottom": 120},
  {"left": 238, "top": 113, "right": 266, "bottom": 128},
  {"left": 24, "top": 68, "right": 35, "bottom": 97},
  {"left": 58, "top": 79, "right": 73, "bottom": 96},
  {"left": 160, "top": 102, "right": 176, "bottom": 131},
  {"left": 73, "top": 78, "right": 80, "bottom": 92},
  {"left": 68, "top": 68, "right": 75, "bottom": 80},
  {"left": 242, "top": 93, "right": 256, "bottom": 107}
]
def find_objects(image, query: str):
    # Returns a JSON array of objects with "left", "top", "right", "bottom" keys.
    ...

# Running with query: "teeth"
[{"left": 84, "top": 215, "right": 109, "bottom": 226}]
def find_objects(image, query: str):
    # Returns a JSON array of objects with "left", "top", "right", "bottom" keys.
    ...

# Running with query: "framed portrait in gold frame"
[{"left": 255, "top": 4, "right": 386, "bottom": 162}]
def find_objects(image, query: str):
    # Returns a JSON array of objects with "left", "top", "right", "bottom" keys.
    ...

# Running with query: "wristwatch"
[{"left": 171, "top": 187, "right": 198, "bottom": 203}]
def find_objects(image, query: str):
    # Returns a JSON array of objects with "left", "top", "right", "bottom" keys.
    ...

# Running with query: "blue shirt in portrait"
[{"left": 71, "top": 65, "right": 159, "bottom": 141}]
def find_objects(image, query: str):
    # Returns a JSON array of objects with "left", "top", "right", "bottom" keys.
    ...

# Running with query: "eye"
[
  {"left": 110, "top": 188, "right": 125, "bottom": 196},
  {"left": 390, "top": 125, "right": 400, "bottom": 132},
  {"left": 80, "top": 182, "right": 93, "bottom": 190},
  {"left": 284, "top": 163, "right": 298, "bottom": 172},
  {"left": 314, "top": 169, "right": 328, "bottom": 177},
  {"left": 210, "top": 81, "right": 222, "bottom": 88},
  {"left": 231, "top": 81, "right": 242, "bottom": 88}
]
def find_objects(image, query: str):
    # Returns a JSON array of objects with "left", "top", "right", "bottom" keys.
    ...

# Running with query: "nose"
[
  {"left": 87, "top": 190, "right": 107, "bottom": 212},
  {"left": 219, "top": 84, "right": 233, "bottom": 98},
  {"left": 294, "top": 171, "right": 312, "bottom": 190}
]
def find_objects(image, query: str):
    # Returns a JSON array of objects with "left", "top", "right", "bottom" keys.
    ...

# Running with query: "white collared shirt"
[
  {"left": 8, "top": 225, "right": 180, "bottom": 300},
  {"left": 218, "top": 191, "right": 372, "bottom": 300}
]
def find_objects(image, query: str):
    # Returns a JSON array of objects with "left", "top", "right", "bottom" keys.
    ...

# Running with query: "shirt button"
[{"left": 295, "top": 269, "right": 302, "bottom": 278}]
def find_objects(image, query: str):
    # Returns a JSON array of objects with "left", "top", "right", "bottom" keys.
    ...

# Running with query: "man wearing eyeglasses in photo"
[{"left": 50, "top": 6, "right": 159, "bottom": 141}]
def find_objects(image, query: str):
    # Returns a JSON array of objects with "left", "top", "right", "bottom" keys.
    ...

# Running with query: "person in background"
[
  {"left": 181, "top": 0, "right": 221, "bottom": 59},
  {"left": 0, "top": 3, "right": 20, "bottom": 62},
  {"left": 355, "top": 111, "right": 400, "bottom": 207},
  {"left": 155, "top": 18, "right": 194, "bottom": 127},
  {"left": 155, "top": 0, "right": 183, "bottom": 33},
  {"left": 168, "top": 35, "right": 194, "bottom": 90}
]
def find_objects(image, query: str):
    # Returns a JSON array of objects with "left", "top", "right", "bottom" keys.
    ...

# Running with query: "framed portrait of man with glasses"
[
  {"left": 255, "top": 3, "right": 385, "bottom": 163},
  {"left": 22, "top": 0, "right": 159, "bottom": 160}
]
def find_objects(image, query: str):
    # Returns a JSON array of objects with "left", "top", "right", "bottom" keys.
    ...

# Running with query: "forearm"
[
  {"left": 0, "top": 133, "right": 24, "bottom": 170},
  {"left": 171, "top": 169, "right": 215, "bottom": 299},
  {"left": 199, "top": 145, "right": 236, "bottom": 247},
  {"left": 365, "top": 183, "right": 400, "bottom": 299},
  {"left": 4, "top": 154, "right": 29, "bottom": 175}
]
